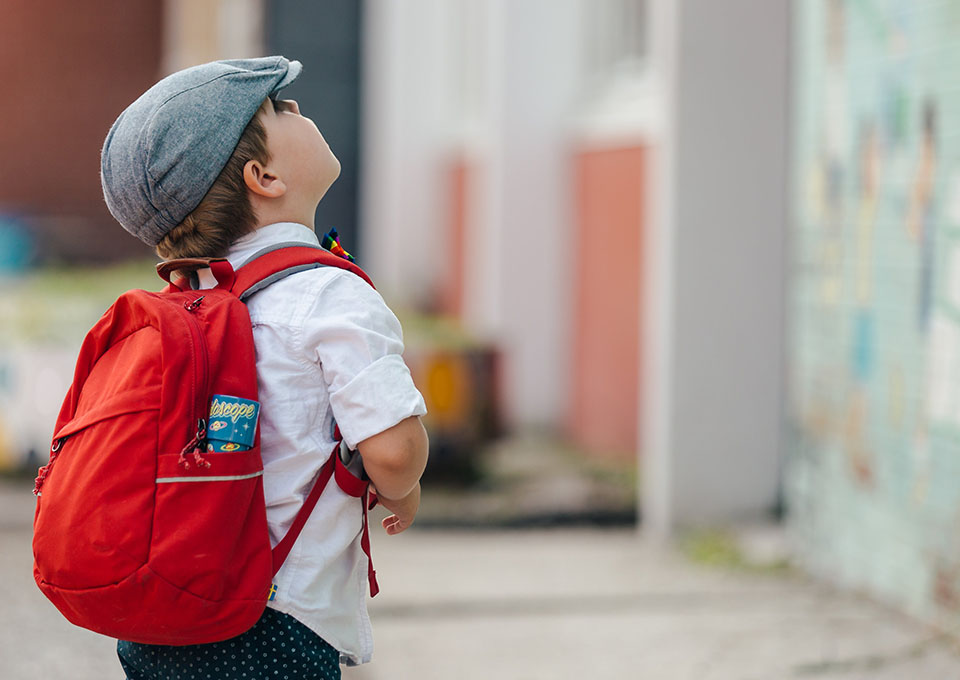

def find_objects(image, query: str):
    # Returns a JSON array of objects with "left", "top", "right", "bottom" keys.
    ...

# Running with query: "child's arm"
[
  {"left": 300, "top": 269, "right": 429, "bottom": 532},
  {"left": 358, "top": 415, "right": 429, "bottom": 535}
]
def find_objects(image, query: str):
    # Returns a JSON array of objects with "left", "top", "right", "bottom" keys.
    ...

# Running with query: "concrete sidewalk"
[
  {"left": 347, "top": 529, "right": 960, "bottom": 680},
  {"left": 4, "top": 479, "right": 960, "bottom": 679}
]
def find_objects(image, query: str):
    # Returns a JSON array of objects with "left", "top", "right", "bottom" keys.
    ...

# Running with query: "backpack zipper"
[
  {"left": 34, "top": 437, "right": 67, "bottom": 496},
  {"left": 36, "top": 295, "right": 212, "bottom": 493},
  {"left": 179, "top": 296, "right": 211, "bottom": 469}
]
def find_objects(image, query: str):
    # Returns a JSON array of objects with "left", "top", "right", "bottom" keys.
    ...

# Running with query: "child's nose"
[{"left": 288, "top": 100, "right": 300, "bottom": 115}]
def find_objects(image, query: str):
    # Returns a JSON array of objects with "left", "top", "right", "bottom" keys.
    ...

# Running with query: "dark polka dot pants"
[{"left": 117, "top": 608, "right": 341, "bottom": 680}]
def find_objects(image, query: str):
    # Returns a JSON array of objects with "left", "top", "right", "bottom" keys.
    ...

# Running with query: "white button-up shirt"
[{"left": 199, "top": 222, "right": 427, "bottom": 665}]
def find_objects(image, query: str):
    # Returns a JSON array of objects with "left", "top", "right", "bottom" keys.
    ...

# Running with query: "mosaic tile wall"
[{"left": 788, "top": 0, "right": 960, "bottom": 623}]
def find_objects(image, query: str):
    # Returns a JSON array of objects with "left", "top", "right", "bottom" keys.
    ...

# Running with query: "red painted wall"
[
  {"left": 569, "top": 146, "right": 645, "bottom": 457},
  {"left": 439, "top": 157, "right": 470, "bottom": 317},
  {"left": 1, "top": 1, "right": 164, "bottom": 261}
]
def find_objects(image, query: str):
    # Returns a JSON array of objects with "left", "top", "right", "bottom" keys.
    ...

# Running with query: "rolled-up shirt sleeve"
[{"left": 300, "top": 270, "right": 427, "bottom": 449}]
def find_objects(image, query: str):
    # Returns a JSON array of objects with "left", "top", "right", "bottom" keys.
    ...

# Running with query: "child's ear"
[{"left": 243, "top": 159, "right": 287, "bottom": 198}]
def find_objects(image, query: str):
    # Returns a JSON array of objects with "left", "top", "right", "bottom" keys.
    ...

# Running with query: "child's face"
[{"left": 259, "top": 97, "right": 341, "bottom": 205}]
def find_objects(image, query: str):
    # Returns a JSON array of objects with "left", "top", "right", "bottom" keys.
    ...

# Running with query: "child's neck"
[
  {"left": 250, "top": 197, "right": 318, "bottom": 232},
  {"left": 252, "top": 218, "right": 313, "bottom": 231}
]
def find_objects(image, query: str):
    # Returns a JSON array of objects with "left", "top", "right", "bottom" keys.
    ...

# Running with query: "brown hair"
[{"left": 156, "top": 107, "right": 270, "bottom": 260}]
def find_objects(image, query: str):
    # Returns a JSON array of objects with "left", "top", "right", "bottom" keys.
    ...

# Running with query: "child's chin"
[{"left": 325, "top": 162, "right": 342, "bottom": 187}]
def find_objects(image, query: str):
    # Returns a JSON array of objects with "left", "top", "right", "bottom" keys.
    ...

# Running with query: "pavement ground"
[
  {"left": 5, "top": 478, "right": 960, "bottom": 679},
  {"left": 345, "top": 529, "right": 960, "bottom": 680}
]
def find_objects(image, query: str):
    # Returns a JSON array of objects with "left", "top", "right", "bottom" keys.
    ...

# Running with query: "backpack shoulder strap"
[
  {"left": 232, "top": 242, "right": 375, "bottom": 300},
  {"left": 233, "top": 243, "right": 377, "bottom": 587}
]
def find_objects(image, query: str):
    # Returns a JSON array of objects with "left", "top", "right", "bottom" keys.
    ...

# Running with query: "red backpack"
[{"left": 32, "top": 245, "right": 380, "bottom": 645}]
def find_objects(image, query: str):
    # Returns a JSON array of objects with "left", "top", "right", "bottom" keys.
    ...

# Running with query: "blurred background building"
[{"left": 5, "top": 0, "right": 960, "bottom": 641}]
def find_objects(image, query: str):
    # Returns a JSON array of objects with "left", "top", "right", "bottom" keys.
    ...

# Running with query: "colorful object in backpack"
[
  {"left": 207, "top": 395, "right": 260, "bottom": 452},
  {"left": 321, "top": 228, "right": 355, "bottom": 263}
]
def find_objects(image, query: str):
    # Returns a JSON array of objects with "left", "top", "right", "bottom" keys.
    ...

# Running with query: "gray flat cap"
[{"left": 101, "top": 56, "right": 302, "bottom": 246}]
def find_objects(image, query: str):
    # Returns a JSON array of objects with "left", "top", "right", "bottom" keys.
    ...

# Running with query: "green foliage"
[{"left": 679, "top": 528, "right": 793, "bottom": 574}]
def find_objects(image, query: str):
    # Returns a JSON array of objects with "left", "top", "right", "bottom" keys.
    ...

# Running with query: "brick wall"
[{"left": 1, "top": 1, "right": 164, "bottom": 262}]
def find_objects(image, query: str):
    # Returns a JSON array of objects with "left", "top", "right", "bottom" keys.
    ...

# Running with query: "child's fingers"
[{"left": 381, "top": 514, "right": 410, "bottom": 535}]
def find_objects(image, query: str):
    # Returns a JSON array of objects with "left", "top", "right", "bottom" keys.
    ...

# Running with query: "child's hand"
[{"left": 375, "top": 482, "right": 420, "bottom": 536}]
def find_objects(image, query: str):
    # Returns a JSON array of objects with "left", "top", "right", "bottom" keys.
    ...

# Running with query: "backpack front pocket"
[
  {"left": 33, "top": 394, "right": 161, "bottom": 590},
  {"left": 150, "top": 448, "right": 272, "bottom": 602}
]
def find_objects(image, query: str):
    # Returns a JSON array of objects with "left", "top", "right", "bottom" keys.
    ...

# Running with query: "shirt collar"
[{"left": 226, "top": 222, "right": 320, "bottom": 269}]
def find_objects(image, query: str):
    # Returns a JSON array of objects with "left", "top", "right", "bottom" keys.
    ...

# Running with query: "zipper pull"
[
  {"left": 184, "top": 295, "right": 205, "bottom": 312},
  {"left": 177, "top": 418, "right": 210, "bottom": 469},
  {"left": 34, "top": 437, "right": 67, "bottom": 496}
]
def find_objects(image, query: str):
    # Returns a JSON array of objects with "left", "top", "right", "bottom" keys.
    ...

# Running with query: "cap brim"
[{"left": 271, "top": 60, "right": 302, "bottom": 95}]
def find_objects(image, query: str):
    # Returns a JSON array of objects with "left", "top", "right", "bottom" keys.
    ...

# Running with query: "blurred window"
[
  {"left": 585, "top": 0, "right": 647, "bottom": 86},
  {"left": 452, "top": 0, "right": 486, "bottom": 124},
  {"left": 163, "top": 0, "right": 264, "bottom": 74}
]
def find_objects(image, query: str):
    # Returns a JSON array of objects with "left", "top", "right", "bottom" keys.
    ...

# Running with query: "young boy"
[{"left": 100, "top": 56, "right": 428, "bottom": 678}]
